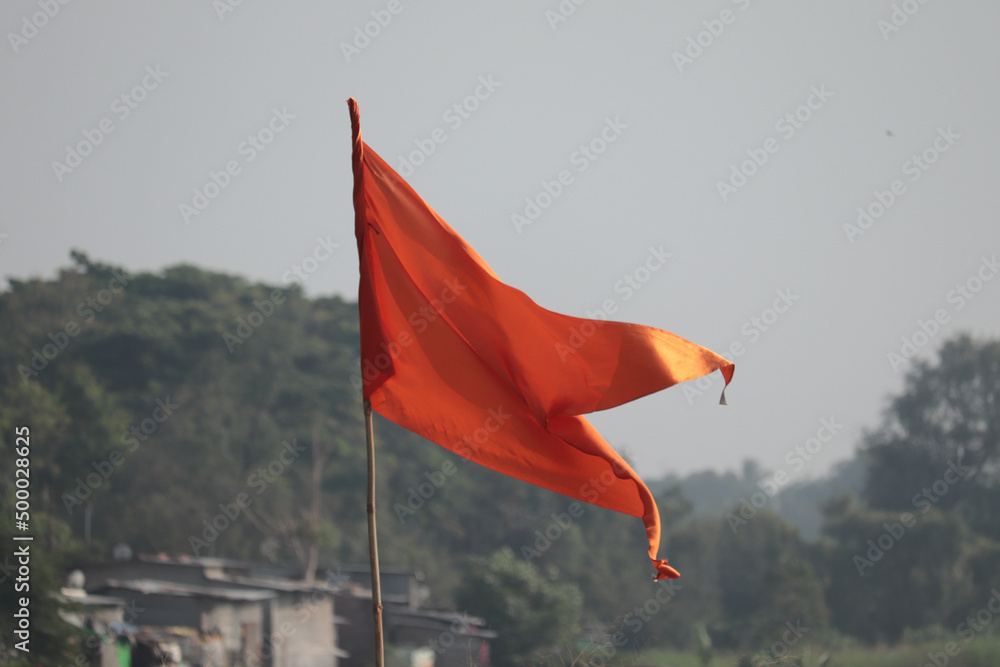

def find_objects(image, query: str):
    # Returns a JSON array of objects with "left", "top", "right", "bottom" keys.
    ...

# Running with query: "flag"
[{"left": 349, "top": 98, "right": 733, "bottom": 579}]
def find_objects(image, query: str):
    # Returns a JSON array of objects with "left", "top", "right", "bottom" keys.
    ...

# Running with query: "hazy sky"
[{"left": 3, "top": 1, "right": 999, "bottom": 483}]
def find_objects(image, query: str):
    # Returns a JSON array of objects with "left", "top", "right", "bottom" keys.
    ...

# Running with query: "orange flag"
[{"left": 349, "top": 99, "right": 733, "bottom": 579}]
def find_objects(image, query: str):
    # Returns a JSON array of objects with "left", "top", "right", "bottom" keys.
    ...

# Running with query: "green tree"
[
  {"left": 863, "top": 335, "right": 1000, "bottom": 540},
  {"left": 455, "top": 547, "right": 583, "bottom": 666},
  {"left": 627, "top": 511, "right": 827, "bottom": 652},
  {"left": 818, "top": 496, "right": 977, "bottom": 642},
  {"left": 714, "top": 512, "right": 828, "bottom": 649}
]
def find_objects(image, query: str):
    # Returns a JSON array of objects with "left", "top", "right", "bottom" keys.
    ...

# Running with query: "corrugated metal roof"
[
  {"left": 202, "top": 571, "right": 338, "bottom": 593},
  {"left": 58, "top": 588, "right": 127, "bottom": 607},
  {"left": 102, "top": 578, "right": 275, "bottom": 602}
]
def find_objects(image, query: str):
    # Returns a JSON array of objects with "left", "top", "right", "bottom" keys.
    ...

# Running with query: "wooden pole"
[{"left": 364, "top": 399, "right": 385, "bottom": 667}]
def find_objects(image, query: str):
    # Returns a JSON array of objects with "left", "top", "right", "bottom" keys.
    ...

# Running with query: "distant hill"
[
  {"left": 8, "top": 253, "right": 995, "bottom": 658},
  {"left": 0, "top": 253, "right": 688, "bottom": 625},
  {"left": 648, "top": 457, "right": 866, "bottom": 540}
]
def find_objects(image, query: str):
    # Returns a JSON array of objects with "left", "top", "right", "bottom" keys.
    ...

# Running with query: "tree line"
[{"left": 1, "top": 254, "right": 998, "bottom": 665}]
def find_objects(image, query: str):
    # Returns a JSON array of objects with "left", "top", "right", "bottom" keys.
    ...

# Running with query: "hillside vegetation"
[{"left": 2, "top": 253, "right": 999, "bottom": 665}]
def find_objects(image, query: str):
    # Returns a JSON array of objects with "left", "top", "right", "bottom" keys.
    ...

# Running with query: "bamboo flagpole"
[
  {"left": 364, "top": 399, "right": 385, "bottom": 667},
  {"left": 352, "top": 98, "right": 385, "bottom": 667}
]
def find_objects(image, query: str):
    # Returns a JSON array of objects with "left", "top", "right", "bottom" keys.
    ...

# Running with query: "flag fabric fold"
[{"left": 348, "top": 98, "right": 733, "bottom": 580}]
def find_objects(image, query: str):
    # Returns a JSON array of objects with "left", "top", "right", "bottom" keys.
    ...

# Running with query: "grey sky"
[{"left": 3, "top": 1, "right": 999, "bottom": 482}]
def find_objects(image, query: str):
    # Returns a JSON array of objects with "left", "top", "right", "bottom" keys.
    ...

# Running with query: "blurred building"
[{"left": 70, "top": 554, "right": 494, "bottom": 667}]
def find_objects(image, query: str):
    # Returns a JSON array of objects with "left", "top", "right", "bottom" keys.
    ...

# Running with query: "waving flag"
[{"left": 349, "top": 98, "right": 732, "bottom": 579}]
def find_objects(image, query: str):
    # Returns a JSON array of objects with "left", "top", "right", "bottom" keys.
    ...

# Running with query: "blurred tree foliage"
[
  {"left": 818, "top": 498, "right": 978, "bottom": 643},
  {"left": 2, "top": 254, "right": 999, "bottom": 659},
  {"left": 456, "top": 547, "right": 582, "bottom": 666},
  {"left": 862, "top": 335, "right": 1000, "bottom": 539}
]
